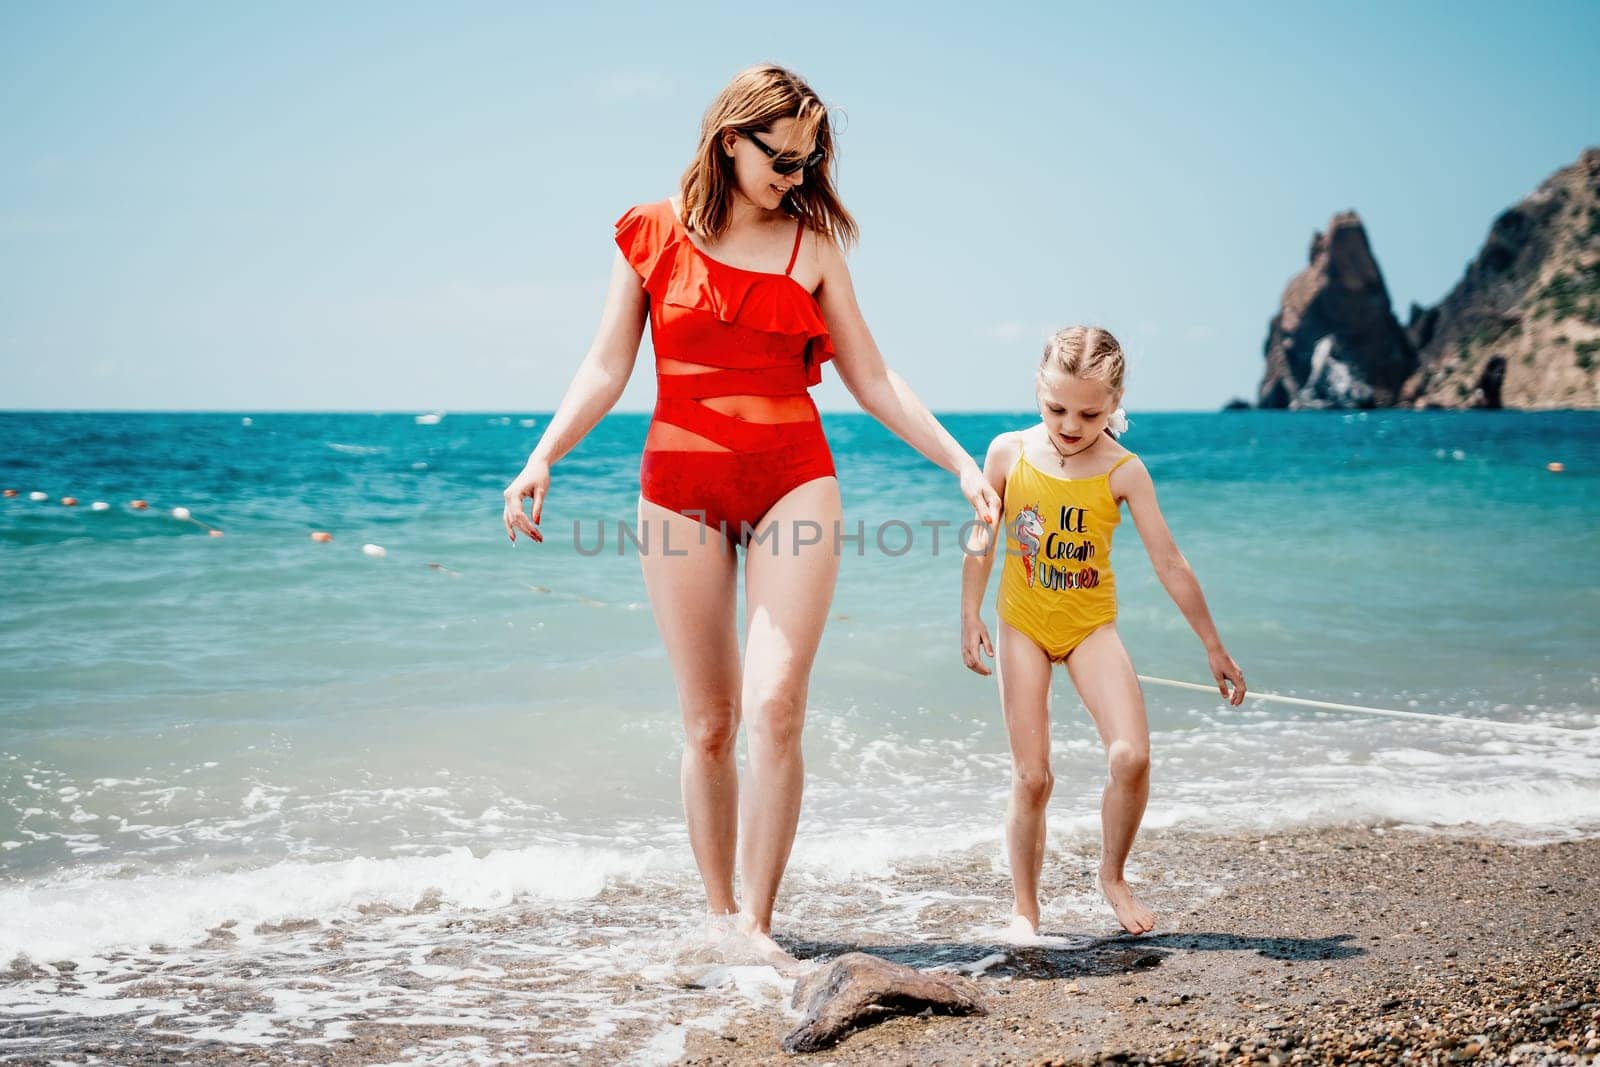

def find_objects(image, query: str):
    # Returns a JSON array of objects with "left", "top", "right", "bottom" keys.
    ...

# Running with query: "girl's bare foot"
[{"left": 1096, "top": 869, "right": 1156, "bottom": 934}]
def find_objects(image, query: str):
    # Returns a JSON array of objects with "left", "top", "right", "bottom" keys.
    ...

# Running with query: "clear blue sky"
[{"left": 3, "top": 2, "right": 1597, "bottom": 412}]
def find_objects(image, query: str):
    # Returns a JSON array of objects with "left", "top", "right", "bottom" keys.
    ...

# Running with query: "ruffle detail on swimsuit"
[{"left": 614, "top": 200, "right": 836, "bottom": 386}]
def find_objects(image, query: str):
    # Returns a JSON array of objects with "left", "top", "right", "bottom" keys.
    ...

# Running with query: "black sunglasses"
[{"left": 741, "top": 129, "right": 825, "bottom": 176}]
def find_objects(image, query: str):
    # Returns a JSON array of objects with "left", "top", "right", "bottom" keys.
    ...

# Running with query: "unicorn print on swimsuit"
[{"left": 1012, "top": 504, "right": 1044, "bottom": 587}]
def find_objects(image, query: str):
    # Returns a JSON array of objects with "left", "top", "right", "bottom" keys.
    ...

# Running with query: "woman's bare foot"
[
  {"left": 1096, "top": 869, "right": 1156, "bottom": 934},
  {"left": 1005, "top": 913, "right": 1039, "bottom": 939},
  {"left": 735, "top": 911, "right": 802, "bottom": 974}
]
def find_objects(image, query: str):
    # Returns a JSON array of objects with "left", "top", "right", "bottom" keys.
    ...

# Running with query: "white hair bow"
[{"left": 1108, "top": 407, "right": 1130, "bottom": 435}]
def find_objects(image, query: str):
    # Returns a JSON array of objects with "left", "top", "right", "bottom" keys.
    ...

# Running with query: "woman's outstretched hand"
[
  {"left": 503, "top": 457, "right": 550, "bottom": 544},
  {"left": 959, "top": 461, "right": 1001, "bottom": 527},
  {"left": 1209, "top": 647, "right": 1246, "bottom": 706}
]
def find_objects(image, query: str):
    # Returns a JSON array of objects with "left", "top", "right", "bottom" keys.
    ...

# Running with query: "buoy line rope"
[
  {"left": 1137, "top": 674, "right": 1589, "bottom": 736},
  {"left": 5, "top": 491, "right": 227, "bottom": 535}
]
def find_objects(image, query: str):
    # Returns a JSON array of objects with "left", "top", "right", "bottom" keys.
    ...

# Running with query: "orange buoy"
[
  {"left": 61, "top": 497, "right": 78, "bottom": 507},
  {"left": 208, "top": 529, "right": 225, "bottom": 538},
  {"left": 1547, "top": 461, "right": 1565, "bottom": 473},
  {"left": 310, "top": 531, "right": 333, "bottom": 543},
  {"left": 3, "top": 489, "right": 16, "bottom": 498},
  {"left": 131, "top": 500, "right": 149, "bottom": 510}
]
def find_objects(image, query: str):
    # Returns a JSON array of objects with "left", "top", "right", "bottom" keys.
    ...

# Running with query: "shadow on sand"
[{"left": 783, "top": 930, "right": 1364, "bottom": 980}]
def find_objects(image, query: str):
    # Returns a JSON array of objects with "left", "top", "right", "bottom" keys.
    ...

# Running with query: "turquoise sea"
[{"left": 2, "top": 409, "right": 1597, "bottom": 1061}]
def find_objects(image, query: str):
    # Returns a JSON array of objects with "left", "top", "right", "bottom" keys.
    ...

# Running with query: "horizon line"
[
  {"left": 1, "top": 406, "right": 1274, "bottom": 416},
  {"left": 3, "top": 404, "right": 1587, "bottom": 415}
]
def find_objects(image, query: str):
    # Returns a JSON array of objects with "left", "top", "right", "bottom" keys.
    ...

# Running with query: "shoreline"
[
  {"left": 3, "top": 823, "right": 1596, "bottom": 1065},
  {"left": 682, "top": 824, "right": 1600, "bottom": 1066}
]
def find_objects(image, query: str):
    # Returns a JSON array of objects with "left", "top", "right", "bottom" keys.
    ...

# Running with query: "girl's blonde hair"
[
  {"left": 1039, "top": 326, "right": 1127, "bottom": 394},
  {"left": 679, "top": 64, "right": 858, "bottom": 249}
]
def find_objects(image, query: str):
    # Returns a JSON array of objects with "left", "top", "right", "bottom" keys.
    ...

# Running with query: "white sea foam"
[
  {"left": 2, "top": 760, "right": 1594, "bottom": 1065},
  {"left": 786, "top": 822, "right": 998, "bottom": 877},
  {"left": 0, "top": 842, "right": 682, "bottom": 961}
]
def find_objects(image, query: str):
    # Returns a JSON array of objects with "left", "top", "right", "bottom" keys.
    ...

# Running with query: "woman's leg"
[
  {"left": 637, "top": 496, "right": 742, "bottom": 915},
  {"left": 995, "top": 617, "right": 1055, "bottom": 932},
  {"left": 737, "top": 476, "right": 842, "bottom": 937},
  {"left": 1064, "top": 622, "right": 1156, "bottom": 934}
]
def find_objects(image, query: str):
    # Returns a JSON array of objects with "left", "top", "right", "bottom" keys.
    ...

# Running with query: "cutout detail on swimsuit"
[
  {"left": 645, "top": 422, "right": 733, "bottom": 452},
  {"left": 699, "top": 394, "right": 815, "bottom": 421}
]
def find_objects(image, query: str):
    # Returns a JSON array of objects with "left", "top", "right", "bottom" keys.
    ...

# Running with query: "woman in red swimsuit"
[{"left": 503, "top": 65, "right": 999, "bottom": 963}]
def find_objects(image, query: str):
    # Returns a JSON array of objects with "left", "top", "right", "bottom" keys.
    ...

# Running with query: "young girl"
[{"left": 960, "top": 325, "right": 1246, "bottom": 936}]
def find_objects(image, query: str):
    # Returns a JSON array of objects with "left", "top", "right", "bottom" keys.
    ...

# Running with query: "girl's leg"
[
  {"left": 737, "top": 476, "right": 842, "bottom": 941},
  {"left": 995, "top": 617, "right": 1056, "bottom": 932},
  {"left": 1064, "top": 623, "right": 1156, "bottom": 934},
  {"left": 637, "top": 496, "right": 742, "bottom": 916}
]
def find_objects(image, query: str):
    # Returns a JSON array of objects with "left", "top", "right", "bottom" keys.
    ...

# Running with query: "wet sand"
[
  {"left": 683, "top": 825, "right": 1600, "bottom": 1066},
  {"left": 4, "top": 825, "right": 1595, "bottom": 1065}
]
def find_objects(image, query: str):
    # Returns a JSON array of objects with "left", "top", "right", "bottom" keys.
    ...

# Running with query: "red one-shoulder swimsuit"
[{"left": 614, "top": 199, "right": 837, "bottom": 546}]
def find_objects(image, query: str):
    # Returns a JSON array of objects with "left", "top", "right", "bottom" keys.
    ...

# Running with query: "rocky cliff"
[
  {"left": 1401, "top": 148, "right": 1600, "bottom": 409},
  {"left": 1257, "top": 213, "right": 1417, "bottom": 409},
  {"left": 1256, "top": 148, "right": 1600, "bottom": 410}
]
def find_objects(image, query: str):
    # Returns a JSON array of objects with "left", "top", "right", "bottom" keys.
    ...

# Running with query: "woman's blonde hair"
[
  {"left": 679, "top": 64, "right": 858, "bottom": 249},
  {"left": 1039, "top": 326, "right": 1127, "bottom": 394}
]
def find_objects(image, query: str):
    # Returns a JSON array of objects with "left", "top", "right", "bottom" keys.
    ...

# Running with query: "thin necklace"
[{"left": 1045, "top": 430, "right": 1088, "bottom": 469}]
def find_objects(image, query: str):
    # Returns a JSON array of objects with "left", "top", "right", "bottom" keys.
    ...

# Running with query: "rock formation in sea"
[
  {"left": 1256, "top": 148, "right": 1599, "bottom": 410},
  {"left": 1401, "top": 148, "right": 1600, "bottom": 409},
  {"left": 1257, "top": 213, "right": 1417, "bottom": 410}
]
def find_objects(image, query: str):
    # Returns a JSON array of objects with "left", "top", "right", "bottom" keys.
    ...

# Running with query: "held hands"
[
  {"left": 1208, "top": 646, "right": 1246, "bottom": 706},
  {"left": 502, "top": 457, "right": 550, "bottom": 544},
  {"left": 961, "top": 614, "right": 996, "bottom": 676},
  {"left": 959, "top": 461, "right": 1001, "bottom": 528}
]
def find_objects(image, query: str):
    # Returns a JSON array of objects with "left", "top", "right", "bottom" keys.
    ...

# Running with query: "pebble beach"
[{"left": 682, "top": 825, "right": 1600, "bottom": 1066}]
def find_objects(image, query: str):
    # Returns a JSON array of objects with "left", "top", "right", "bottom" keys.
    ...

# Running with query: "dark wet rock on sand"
[{"left": 783, "top": 951, "right": 987, "bottom": 1053}]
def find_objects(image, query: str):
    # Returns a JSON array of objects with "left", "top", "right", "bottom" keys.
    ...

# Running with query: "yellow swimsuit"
[{"left": 997, "top": 434, "right": 1137, "bottom": 662}]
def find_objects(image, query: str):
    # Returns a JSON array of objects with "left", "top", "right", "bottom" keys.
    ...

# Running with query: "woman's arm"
[
  {"left": 960, "top": 434, "right": 1015, "bottom": 675},
  {"left": 1115, "top": 460, "right": 1246, "bottom": 704},
  {"left": 503, "top": 250, "right": 648, "bottom": 541},
  {"left": 815, "top": 238, "right": 1000, "bottom": 524},
  {"left": 528, "top": 251, "right": 648, "bottom": 466}
]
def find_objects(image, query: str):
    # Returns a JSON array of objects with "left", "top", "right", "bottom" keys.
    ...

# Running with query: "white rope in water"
[{"left": 1136, "top": 675, "right": 1586, "bottom": 737}]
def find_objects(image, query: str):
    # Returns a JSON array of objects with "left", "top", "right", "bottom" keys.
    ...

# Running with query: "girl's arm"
[
  {"left": 960, "top": 434, "right": 1014, "bottom": 676},
  {"left": 1114, "top": 459, "right": 1247, "bottom": 704},
  {"left": 814, "top": 238, "right": 1000, "bottom": 525},
  {"left": 503, "top": 250, "right": 648, "bottom": 541}
]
